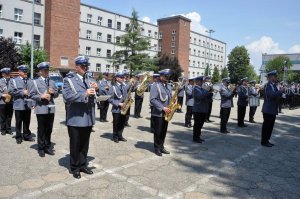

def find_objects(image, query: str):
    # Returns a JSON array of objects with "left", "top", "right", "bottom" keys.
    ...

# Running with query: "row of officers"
[{"left": 0, "top": 56, "right": 284, "bottom": 179}]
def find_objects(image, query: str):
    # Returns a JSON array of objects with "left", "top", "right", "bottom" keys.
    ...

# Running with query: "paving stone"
[
  {"left": 0, "top": 185, "right": 18, "bottom": 198},
  {"left": 19, "top": 178, "right": 45, "bottom": 189},
  {"left": 42, "top": 172, "right": 69, "bottom": 182}
]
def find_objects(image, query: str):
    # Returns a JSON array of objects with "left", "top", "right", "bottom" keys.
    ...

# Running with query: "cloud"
[
  {"left": 171, "top": 12, "right": 207, "bottom": 35},
  {"left": 141, "top": 16, "right": 151, "bottom": 23},
  {"left": 288, "top": 44, "right": 300, "bottom": 53},
  {"left": 244, "top": 36, "right": 251, "bottom": 41}
]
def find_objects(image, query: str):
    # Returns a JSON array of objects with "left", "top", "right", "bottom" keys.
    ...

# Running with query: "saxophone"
[
  {"left": 136, "top": 72, "right": 150, "bottom": 96},
  {"left": 120, "top": 79, "right": 135, "bottom": 115},
  {"left": 165, "top": 82, "right": 181, "bottom": 122}
]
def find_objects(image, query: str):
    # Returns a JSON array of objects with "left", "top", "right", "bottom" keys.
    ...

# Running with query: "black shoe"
[
  {"left": 185, "top": 124, "right": 192, "bottom": 128},
  {"left": 193, "top": 139, "right": 202, "bottom": 143},
  {"left": 16, "top": 139, "right": 22, "bottom": 144},
  {"left": 44, "top": 149, "right": 55, "bottom": 156},
  {"left": 113, "top": 138, "right": 119, "bottom": 143},
  {"left": 125, "top": 123, "right": 131, "bottom": 127},
  {"left": 6, "top": 130, "right": 13, "bottom": 135},
  {"left": 100, "top": 119, "right": 105, "bottom": 122},
  {"left": 1, "top": 131, "right": 5, "bottom": 135},
  {"left": 119, "top": 137, "right": 127, "bottom": 142},
  {"left": 238, "top": 124, "right": 247, "bottom": 127},
  {"left": 138, "top": 116, "right": 143, "bottom": 118},
  {"left": 134, "top": 116, "right": 138, "bottom": 118},
  {"left": 206, "top": 120, "right": 213, "bottom": 123},
  {"left": 155, "top": 150, "right": 162, "bottom": 156},
  {"left": 261, "top": 143, "right": 272, "bottom": 147},
  {"left": 249, "top": 120, "right": 256, "bottom": 123},
  {"left": 268, "top": 142, "right": 275, "bottom": 146},
  {"left": 199, "top": 138, "right": 205, "bottom": 142},
  {"left": 104, "top": 120, "right": 109, "bottom": 122},
  {"left": 24, "top": 137, "right": 35, "bottom": 142},
  {"left": 38, "top": 151, "right": 45, "bottom": 157},
  {"left": 161, "top": 148, "right": 170, "bottom": 154},
  {"left": 72, "top": 171, "right": 81, "bottom": 179},
  {"left": 225, "top": 130, "right": 230, "bottom": 134},
  {"left": 80, "top": 168, "right": 93, "bottom": 175}
]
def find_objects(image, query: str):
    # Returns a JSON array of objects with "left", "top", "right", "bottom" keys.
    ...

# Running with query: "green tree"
[
  {"left": 204, "top": 65, "right": 209, "bottom": 76},
  {"left": 245, "top": 65, "right": 258, "bottom": 82},
  {"left": 157, "top": 54, "right": 183, "bottom": 81},
  {"left": 265, "top": 55, "right": 292, "bottom": 82},
  {"left": 112, "top": 9, "right": 152, "bottom": 75},
  {"left": 220, "top": 67, "right": 229, "bottom": 79},
  {"left": 0, "top": 37, "right": 22, "bottom": 70},
  {"left": 227, "top": 46, "right": 250, "bottom": 84},
  {"left": 212, "top": 66, "right": 220, "bottom": 84}
]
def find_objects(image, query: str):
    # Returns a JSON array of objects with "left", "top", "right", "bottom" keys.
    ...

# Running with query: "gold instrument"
[
  {"left": 255, "top": 84, "right": 262, "bottom": 90},
  {"left": 3, "top": 92, "right": 12, "bottom": 103},
  {"left": 121, "top": 78, "right": 135, "bottom": 115},
  {"left": 136, "top": 72, "right": 151, "bottom": 96},
  {"left": 165, "top": 82, "right": 181, "bottom": 122},
  {"left": 229, "top": 83, "right": 236, "bottom": 92}
]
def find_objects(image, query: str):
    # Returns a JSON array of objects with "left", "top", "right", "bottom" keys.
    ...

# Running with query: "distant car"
[{"left": 49, "top": 75, "right": 63, "bottom": 92}]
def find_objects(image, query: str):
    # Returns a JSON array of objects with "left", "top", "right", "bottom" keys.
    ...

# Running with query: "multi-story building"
[{"left": 0, "top": 0, "right": 226, "bottom": 78}]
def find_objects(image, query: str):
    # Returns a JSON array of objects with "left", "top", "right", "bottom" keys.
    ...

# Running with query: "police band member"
[
  {"left": 193, "top": 76, "right": 209, "bottom": 143},
  {"left": 150, "top": 69, "right": 172, "bottom": 156},
  {"left": 261, "top": 70, "right": 284, "bottom": 147},
  {"left": 123, "top": 70, "right": 131, "bottom": 127},
  {"left": 204, "top": 76, "right": 213, "bottom": 123},
  {"left": 134, "top": 74, "right": 144, "bottom": 118},
  {"left": 248, "top": 80, "right": 259, "bottom": 123},
  {"left": 8, "top": 65, "right": 34, "bottom": 144},
  {"left": 220, "top": 78, "right": 234, "bottom": 134},
  {"left": 0, "top": 68, "right": 13, "bottom": 135},
  {"left": 108, "top": 71, "right": 128, "bottom": 143},
  {"left": 62, "top": 56, "right": 97, "bottom": 179},
  {"left": 98, "top": 72, "right": 111, "bottom": 122},
  {"left": 185, "top": 77, "right": 194, "bottom": 128},
  {"left": 176, "top": 77, "right": 185, "bottom": 113},
  {"left": 28, "top": 62, "right": 58, "bottom": 157},
  {"left": 237, "top": 77, "right": 249, "bottom": 127},
  {"left": 150, "top": 73, "right": 160, "bottom": 133}
]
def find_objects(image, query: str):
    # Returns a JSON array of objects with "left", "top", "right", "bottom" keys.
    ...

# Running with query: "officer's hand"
[
  {"left": 90, "top": 82, "right": 99, "bottom": 90},
  {"left": 1, "top": 93, "right": 8, "bottom": 98},
  {"left": 24, "top": 90, "right": 28, "bottom": 96},
  {"left": 119, "top": 103, "right": 124, "bottom": 108},
  {"left": 48, "top": 88, "right": 55, "bottom": 94},
  {"left": 163, "top": 107, "right": 171, "bottom": 114},
  {"left": 41, "top": 93, "right": 51, "bottom": 101},
  {"left": 86, "top": 88, "right": 95, "bottom": 96}
]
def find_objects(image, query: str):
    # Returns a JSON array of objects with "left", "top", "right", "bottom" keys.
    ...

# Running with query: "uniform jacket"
[
  {"left": 150, "top": 81, "right": 172, "bottom": 117},
  {"left": 177, "top": 82, "right": 185, "bottom": 97},
  {"left": 237, "top": 85, "right": 249, "bottom": 106},
  {"left": 262, "top": 81, "right": 282, "bottom": 115},
  {"left": 203, "top": 82, "right": 213, "bottom": 102},
  {"left": 185, "top": 84, "right": 194, "bottom": 106},
  {"left": 98, "top": 78, "right": 111, "bottom": 95},
  {"left": 62, "top": 72, "right": 96, "bottom": 127},
  {"left": 0, "top": 78, "right": 13, "bottom": 106},
  {"left": 108, "top": 82, "right": 128, "bottom": 113},
  {"left": 192, "top": 85, "right": 209, "bottom": 113},
  {"left": 220, "top": 84, "right": 234, "bottom": 108},
  {"left": 249, "top": 86, "right": 259, "bottom": 97},
  {"left": 8, "top": 76, "right": 33, "bottom": 110},
  {"left": 28, "top": 77, "right": 59, "bottom": 114}
]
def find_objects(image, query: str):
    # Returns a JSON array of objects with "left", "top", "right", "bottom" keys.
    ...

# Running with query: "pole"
[
  {"left": 30, "top": 0, "right": 35, "bottom": 79},
  {"left": 206, "top": 29, "right": 215, "bottom": 76}
]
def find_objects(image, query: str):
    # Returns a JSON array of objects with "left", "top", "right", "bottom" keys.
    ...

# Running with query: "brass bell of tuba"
[{"left": 136, "top": 72, "right": 151, "bottom": 96}]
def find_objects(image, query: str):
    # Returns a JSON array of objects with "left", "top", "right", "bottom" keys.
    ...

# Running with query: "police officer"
[
  {"left": 204, "top": 76, "right": 213, "bottom": 122},
  {"left": 220, "top": 78, "right": 234, "bottom": 134},
  {"left": 98, "top": 72, "right": 111, "bottom": 122},
  {"left": 63, "top": 56, "right": 97, "bottom": 179},
  {"left": 8, "top": 65, "right": 34, "bottom": 144},
  {"left": 185, "top": 77, "right": 194, "bottom": 128},
  {"left": 108, "top": 71, "right": 128, "bottom": 143},
  {"left": 150, "top": 73, "right": 160, "bottom": 133},
  {"left": 248, "top": 80, "right": 259, "bottom": 123},
  {"left": 193, "top": 76, "right": 209, "bottom": 143},
  {"left": 176, "top": 77, "right": 185, "bottom": 113},
  {"left": 261, "top": 70, "right": 284, "bottom": 147},
  {"left": 150, "top": 69, "right": 172, "bottom": 156},
  {"left": 123, "top": 70, "right": 132, "bottom": 127},
  {"left": 237, "top": 77, "right": 249, "bottom": 127},
  {"left": 0, "top": 68, "right": 13, "bottom": 135},
  {"left": 133, "top": 74, "right": 144, "bottom": 118},
  {"left": 28, "top": 62, "right": 58, "bottom": 157}
]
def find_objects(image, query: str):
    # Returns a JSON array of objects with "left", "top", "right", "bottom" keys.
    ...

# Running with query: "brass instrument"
[
  {"left": 136, "top": 72, "right": 150, "bottom": 96},
  {"left": 3, "top": 88, "right": 12, "bottom": 103},
  {"left": 255, "top": 84, "right": 262, "bottom": 90},
  {"left": 121, "top": 78, "right": 135, "bottom": 115},
  {"left": 229, "top": 83, "right": 236, "bottom": 92},
  {"left": 165, "top": 82, "right": 181, "bottom": 122}
]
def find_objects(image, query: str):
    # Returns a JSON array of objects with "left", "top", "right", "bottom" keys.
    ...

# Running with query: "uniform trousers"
[
  {"left": 125, "top": 107, "right": 130, "bottom": 125},
  {"left": 112, "top": 113, "right": 126, "bottom": 139},
  {"left": 237, "top": 105, "right": 247, "bottom": 126},
  {"left": 249, "top": 106, "right": 257, "bottom": 121},
  {"left": 261, "top": 113, "right": 276, "bottom": 144},
  {"left": 134, "top": 98, "right": 143, "bottom": 117},
  {"left": 36, "top": 114, "right": 54, "bottom": 151},
  {"left": 185, "top": 106, "right": 193, "bottom": 125},
  {"left": 0, "top": 104, "right": 13, "bottom": 132},
  {"left": 15, "top": 109, "right": 32, "bottom": 141},
  {"left": 152, "top": 116, "right": 168, "bottom": 150},
  {"left": 193, "top": 112, "right": 206, "bottom": 140},
  {"left": 67, "top": 125, "right": 92, "bottom": 172},
  {"left": 150, "top": 106, "right": 154, "bottom": 132},
  {"left": 206, "top": 101, "right": 213, "bottom": 120},
  {"left": 177, "top": 97, "right": 183, "bottom": 111},
  {"left": 220, "top": 107, "right": 231, "bottom": 132},
  {"left": 99, "top": 101, "right": 109, "bottom": 120}
]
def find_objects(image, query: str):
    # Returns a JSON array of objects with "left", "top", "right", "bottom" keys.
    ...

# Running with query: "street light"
[
  {"left": 205, "top": 29, "right": 215, "bottom": 76},
  {"left": 30, "top": 0, "right": 35, "bottom": 79}
]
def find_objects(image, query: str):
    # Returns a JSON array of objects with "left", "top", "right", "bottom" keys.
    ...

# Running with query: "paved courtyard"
[{"left": 0, "top": 93, "right": 300, "bottom": 199}]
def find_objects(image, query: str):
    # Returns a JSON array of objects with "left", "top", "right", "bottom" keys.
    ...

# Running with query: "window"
[
  {"left": 117, "top": 22, "right": 121, "bottom": 30},
  {"left": 34, "top": 35, "right": 40, "bottom": 47},
  {"left": 86, "top": 30, "right": 92, "bottom": 39},
  {"left": 125, "top": 23, "right": 129, "bottom": 31},
  {"left": 158, "top": 44, "right": 162, "bottom": 52},
  {"left": 154, "top": 32, "right": 158, "bottom": 38},
  {"left": 154, "top": 44, "right": 157, "bottom": 51},
  {"left": 97, "top": 32, "right": 102, "bottom": 41},
  {"left": 199, "top": 40, "right": 201, "bottom": 45},
  {"left": 193, "top": 49, "right": 196, "bottom": 55},
  {"left": 85, "top": 47, "right": 91, "bottom": 55},
  {"left": 148, "top": 30, "right": 152, "bottom": 37},
  {"left": 0, "top": 29, "right": 3, "bottom": 37},
  {"left": 34, "top": 13, "right": 41, "bottom": 25},
  {"left": 198, "top": 61, "right": 200, "bottom": 67},
  {"left": 189, "top": 48, "right": 191, "bottom": 54},
  {"left": 96, "top": 48, "right": 101, "bottom": 56},
  {"left": 171, "top": 49, "right": 175, "bottom": 54},
  {"left": 97, "top": 16, "right": 102, "bottom": 25},
  {"left": 115, "top": 65, "right": 119, "bottom": 72},
  {"left": 60, "top": 57, "right": 69, "bottom": 66},
  {"left": 0, "top": 5, "right": 2, "bottom": 18},
  {"left": 106, "top": 50, "right": 111, "bottom": 58},
  {"left": 141, "top": 28, "right": 145, "bottom": 35},
  {"left": 14, "top": 8, "right": 23, "bottom": 21},
  {"left": 107, "top": 34, "right": 112, "bottom": 43},
  {"left": 116, "top": 36, "right": 120, "bottom": 44},
  {"left": 34, "top": 0, "right": 41, "bottom": 3},
  {"left": 87, "top": 14, "right": 92, "bottom": 23},
  {"left": 14, "top": 32, "right": 23, "bottom": 44},
  {"left": 198, "top": 50, "right": 200, "bottom": 56},
  {"left": 107, "top": 19, "right": 112, "bottom": 28},
  {"left": 106, "top": 64, "right": 110, "bottom": 72},
  {"left": 172, "top": 36, "right": 175, "bottom": 41},
  {"left": 193, "top": 60, "right": 195, "bottom": 66},
  {"left": 159, "top": 32, "right": 163, "bottom": 39},
  {"left": 172, "top": 30, "right": 176, "bottom": 35},
  {"left": 194, "top": 38, "right": 196, "bottom": 44},
  {"left": 96, "top": 64, "right": 101, "bottom": 72},
  {"left": 171, "top": 42, "right": 175, "bottom": 47}
]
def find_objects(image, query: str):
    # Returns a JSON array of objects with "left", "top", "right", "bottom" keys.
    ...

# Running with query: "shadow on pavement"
[
  {"left": 136, "top": 126, "right": 153, "bottom": 133},
  {"left": 58, "top": 155, "right": 95, "bottom": 171},
  {"left": 134, "top": 141, "right": 153, "bottom": 153}
]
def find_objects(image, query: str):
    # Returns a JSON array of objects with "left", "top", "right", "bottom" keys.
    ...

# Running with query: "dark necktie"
[
  {"left": 44, "top": 78, "right": 48, "bottom": 86},
  {"left": 120, "top": 84, "right": 124, "bottom": 95},
  {"left": 83, "top": 74, "right": 88, "bottom": 89}
]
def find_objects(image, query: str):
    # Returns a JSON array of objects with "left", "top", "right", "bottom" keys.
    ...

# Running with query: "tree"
[
  {"left": 157, "top": 54, "right": 183, "bottom": 81},
  {"left": 0, "top": 37, "right": 22, "bottom": 70},
  {"left": 245, "top": 65, "right": 259, "bottom": 82},
  {"left": 19, "top": 42, "right": 48, "bottom": 74},
  {"left": 220, "top": 67, "right": 229, "bottom": 79},
  {"left": 212, "top": 66, "right": 220, "bottom": 84},
  {"left": 227, "top": 46, "right": 250, "bottom": 84},
  {"left": 112, "top": 9, "right": 152, "bottom": 75},
  {"left": 204, "top": 65, "right": 209, "bottom": 76},
  {"left": 265, "top": 55, "right": 292, "bottom": 82}
]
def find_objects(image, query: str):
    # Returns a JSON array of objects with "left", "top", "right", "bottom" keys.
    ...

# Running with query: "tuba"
[
  {"left": 121, "top": 78, "right": 135, "bottom": 115},
  {"left": 165, "top": 82, "right": 181, "bottom": 122},
  {"left": 3, "top": 89, "right": 12, "bottom": 103},
  {"left": 136, "top": 72, "right": 150, "bottom": 96}
]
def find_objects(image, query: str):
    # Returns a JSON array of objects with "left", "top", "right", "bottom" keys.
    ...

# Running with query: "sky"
[{"left": 81, "top": 0, "right": 300, "bottom": 72}]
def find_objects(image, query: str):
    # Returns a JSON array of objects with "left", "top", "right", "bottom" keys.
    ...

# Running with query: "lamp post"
[
  {"left": 205, "top": 29, "right": 215, "bottom": 76},
  {"left": 283, "top": 60, "right": 287, "bottom": 84},
  {"left": 30, "top": 0, "right": 35, "bottom": 79}
]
